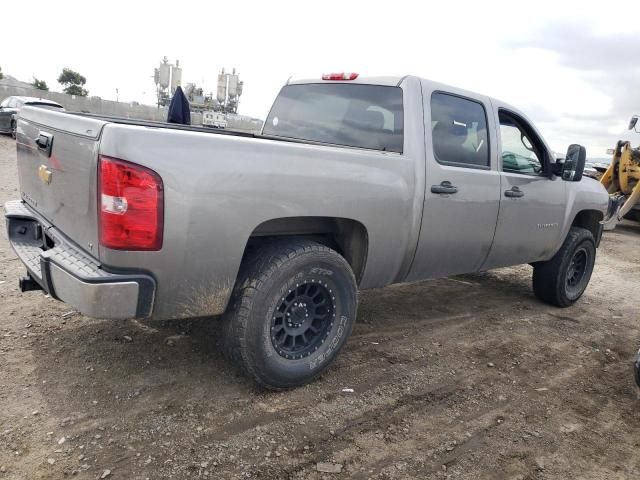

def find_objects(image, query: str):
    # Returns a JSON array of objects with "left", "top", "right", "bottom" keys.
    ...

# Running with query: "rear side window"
[
  {"left": 431, "top": 92, "right": 489, "bottom": 167},
  {"left": 264, "top": 83, "right": 404, "bottom": 153}
]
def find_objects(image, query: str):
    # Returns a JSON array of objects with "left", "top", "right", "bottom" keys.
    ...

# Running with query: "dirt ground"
[{"left": 0, "top": 134, "right": 639, "bottom": 480}]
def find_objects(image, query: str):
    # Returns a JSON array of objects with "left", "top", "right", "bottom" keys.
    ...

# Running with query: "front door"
[
  {"left": 406, "top": 90, "right": 501, "bottom": 281},
  {"left": 482, "top": 109, "right": 566, "bottom": 269}
]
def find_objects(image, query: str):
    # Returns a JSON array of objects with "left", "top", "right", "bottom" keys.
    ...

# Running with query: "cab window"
[
  {"left": 264, "top": 83, "right": 404, "bottom": 153},
  {"left": 431, "top": 92, "right": 490, "bottom": 168},
  {"left": 499, "top": 111, "right": 545, "bottom": 175}
]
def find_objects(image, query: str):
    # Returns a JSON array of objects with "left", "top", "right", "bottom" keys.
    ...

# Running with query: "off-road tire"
[
  {"left": 532, "top": 227, "right": 596, "bottom": 307},
  {"left": 222, "top": 239, "right": 357, "bottom": 390}
]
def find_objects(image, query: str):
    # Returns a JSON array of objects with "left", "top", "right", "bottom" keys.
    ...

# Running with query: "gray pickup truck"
[{"left": 4, "top": 73, "right": 609, "bottom": 389}]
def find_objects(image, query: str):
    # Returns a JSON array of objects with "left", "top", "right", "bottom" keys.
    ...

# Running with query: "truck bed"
[
  {"left": 68, "top": 111, "right": 259, "bottom": 138},
  {"left": 10, "top": 103, "right": 424, "bottom": 320}
]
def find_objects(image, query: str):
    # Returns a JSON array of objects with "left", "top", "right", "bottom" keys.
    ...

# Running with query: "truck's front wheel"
[
  {"left": 222, "top": 239, "right": 357, "bottom": 390},
  {"left": 532, "top": 227, "right": 596, "bottom": 307}
]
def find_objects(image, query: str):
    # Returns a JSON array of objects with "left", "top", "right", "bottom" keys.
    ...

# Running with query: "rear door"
[
  {"left": 406, "top": 89, "right": 501, "bottom": 280},
  {"left": 16, "top": 107, "right": 107, "bottom": 255},
  {"left": 481, "top": 108, "right": 566, "bottom": 269}
]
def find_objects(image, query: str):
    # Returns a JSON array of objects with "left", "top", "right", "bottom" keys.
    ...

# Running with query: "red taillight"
[
  {"left": 99, "top": 156, "right": 164, "bottom": 251},
  {"left": 321, "top": 72, "right": 359, "bottom": 81}
]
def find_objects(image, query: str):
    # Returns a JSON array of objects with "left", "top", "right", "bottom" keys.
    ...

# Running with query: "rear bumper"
[{"left": 4, "top": 199, "right": 155, "bottom": 319}]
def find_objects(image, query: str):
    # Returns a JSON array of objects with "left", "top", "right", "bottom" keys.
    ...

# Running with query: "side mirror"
[
  {"left": 562, "top": 144, "right": 586, "bottom": 182},
  {"left": 629, "top": 115, "right": 639, "bottom": 132}
]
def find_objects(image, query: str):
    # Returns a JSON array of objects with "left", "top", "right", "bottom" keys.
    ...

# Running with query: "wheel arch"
[
  {"left": 571, "top": 209, "right": 604, "bottom": 245},
  {"left": 245, "top": 216, "right": 369, "bottom": 285}
]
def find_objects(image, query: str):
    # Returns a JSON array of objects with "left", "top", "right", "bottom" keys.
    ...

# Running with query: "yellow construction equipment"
[{"left": 601, "top": 115, "right": 640, "bottom": 229}]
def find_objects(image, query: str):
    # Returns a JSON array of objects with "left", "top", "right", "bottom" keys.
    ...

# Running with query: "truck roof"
[
  {"left": 287, "top": 74, "right": 506, "bottom": 106},
  {"left": 285, "top": 74, "right": 538, "bottom": 149}
]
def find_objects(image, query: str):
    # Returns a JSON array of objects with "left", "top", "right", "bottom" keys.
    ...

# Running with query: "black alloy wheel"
[{"left": 270, "top": 281, "right": 335, "bottom": 359}]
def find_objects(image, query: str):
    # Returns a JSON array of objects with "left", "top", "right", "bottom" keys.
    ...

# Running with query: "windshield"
[{"left": 264, "top": 83, "right": 404, "bottom": 153}]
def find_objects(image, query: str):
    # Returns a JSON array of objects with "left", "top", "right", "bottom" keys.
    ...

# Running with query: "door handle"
[
  {"left": 431, "top": 181, "right": 458, "bottom": 195},
  {"left": 504, "top": 186, "right": 524, "bottom": 198}
]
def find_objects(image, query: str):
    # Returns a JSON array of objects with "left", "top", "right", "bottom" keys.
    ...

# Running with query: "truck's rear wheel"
[
  {"left": 222, "top": 239, "right": 357, "bottom": 390},
  {"left": 532, "top": 227, "right": 596, "bottom": 307}
]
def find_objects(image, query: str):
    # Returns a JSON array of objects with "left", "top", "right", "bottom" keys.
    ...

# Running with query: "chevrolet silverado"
[{"left": 4, "top": 73, "right": 609, "bottom": 389}]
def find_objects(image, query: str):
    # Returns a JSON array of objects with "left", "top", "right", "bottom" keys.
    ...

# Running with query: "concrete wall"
[
  {"left": 0, "top": 81, "right": 264, "bottom": 133},
  {"left": 0, "top": 81, "right": 168, "bottom": 121}
]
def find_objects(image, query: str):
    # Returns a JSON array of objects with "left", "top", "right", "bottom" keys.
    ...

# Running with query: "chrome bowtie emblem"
[{"left": 38, "top": 164, "right": 52, "bottom": 184}]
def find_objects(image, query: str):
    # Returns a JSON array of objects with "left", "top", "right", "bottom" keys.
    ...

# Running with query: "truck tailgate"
[{"left": 16, "top": 106, "right": 107, "bottom": 256}]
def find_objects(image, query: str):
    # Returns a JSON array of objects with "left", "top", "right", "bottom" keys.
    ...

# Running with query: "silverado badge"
[{"left": 38, "top": 164, "right": 52, "bottom": 184}]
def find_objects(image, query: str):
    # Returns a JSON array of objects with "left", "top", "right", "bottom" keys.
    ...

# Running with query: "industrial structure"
[
  {"left": 153, "top": 57, "right": 182, "bottom": 107},
  {"left": 215, "top": 68, "right": 243, "bottom": 114},
  {"left": 199, "top": 68, "right": 244, "bottom": 128},
  {"left": 152, "top": 58, "right": 260, "bottom": 131},
  {"left": 181, "top": 68, "right": 244, "bottom": 115}
]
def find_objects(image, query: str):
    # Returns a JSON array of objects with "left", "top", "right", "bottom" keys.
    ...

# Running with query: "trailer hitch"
[{"left": 19, "top": 275, "right": 43, "bottom": 292}]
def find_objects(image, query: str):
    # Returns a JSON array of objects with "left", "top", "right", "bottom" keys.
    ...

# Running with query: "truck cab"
[{"left": 264, "top": 75, "right": 607, "bottom": 281}]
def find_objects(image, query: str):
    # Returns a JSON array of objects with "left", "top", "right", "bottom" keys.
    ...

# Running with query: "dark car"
[{"left": 0, "top": 96, "right": 64, "bottom": 139}]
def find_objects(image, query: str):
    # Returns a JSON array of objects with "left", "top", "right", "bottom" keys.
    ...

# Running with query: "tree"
[
  {"left": 0, "top": 66, "right": 3, "bottom": 80},
  {"left": 57, "top": 67, "right": 88, "bottom": 96},
  {"left": 32, "top": 77, "right": 49, "bottom": 91}
]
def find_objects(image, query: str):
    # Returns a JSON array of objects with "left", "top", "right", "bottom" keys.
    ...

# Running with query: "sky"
[{"left": 2, "top": 0, "right": 640, "bottom": 158}]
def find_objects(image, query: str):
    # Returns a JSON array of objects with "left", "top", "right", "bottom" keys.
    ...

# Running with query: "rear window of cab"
[{"left": 264, "top": 83, "right": 404, "bottom": 153}]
